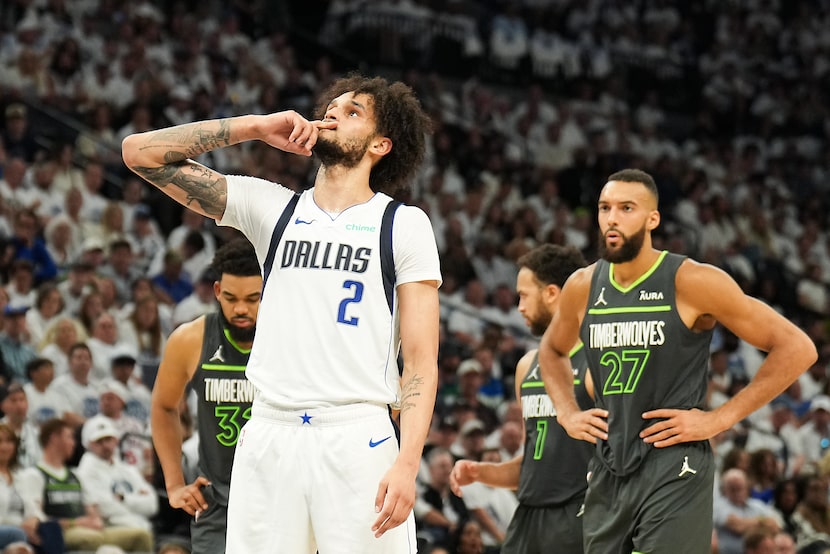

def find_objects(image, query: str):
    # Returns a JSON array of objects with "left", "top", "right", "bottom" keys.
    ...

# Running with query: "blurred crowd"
[{"left": 0, "top": 0, "right": 830, "bottom": 553}]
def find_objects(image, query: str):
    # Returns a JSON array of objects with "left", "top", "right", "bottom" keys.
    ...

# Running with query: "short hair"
[
  {"left": 517, "top": 244, "right": 587, "bottom": 288},
  {"left": 25, "top": 357, "right": 53, "bottom": 380},
  {"left": 35, "top": 283, "right": 64, "bottom": 312},
  {"left": 607, "top": 168, "right": 659, "bottom": 204},
  {"left": 39, "top": 418, "right": 71, "bottom": 448},
  {"left": 743, "top": 524, "right": 775, "bottom": 550},
  {"left": 67, "top": 342, "right": 91, "bottom": 358},
  {"left": 313, "top": 73, "right": 432, "bottom": 197},
  {"left": 212, "top": 238, "right": 260, "bottom": 278}
]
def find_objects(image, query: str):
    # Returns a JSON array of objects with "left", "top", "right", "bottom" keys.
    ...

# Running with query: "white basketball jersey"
[{"left": 220, "top": 175, "right": 441, "bottom": 408}]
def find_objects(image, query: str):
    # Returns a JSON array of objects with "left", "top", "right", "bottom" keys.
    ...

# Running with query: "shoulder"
[
  {"left": 391, "top": 203, "right": 432, "bottom": 230},
  {"left": 563, "top": 264, "right": 597, "bottom": 295},
  {"left": 166, "top": 316, "right": 207, "bottom": 349},
  {"left": 675, "top": 258, "right": 740, "bottom": 298},
  {"left": 515, "top": 349, "right": 538, "bottom": 383}
]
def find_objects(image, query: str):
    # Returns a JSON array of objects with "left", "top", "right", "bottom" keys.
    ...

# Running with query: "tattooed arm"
[
  {"left": 372, "top": 279, "right": 439, "bottom": 537},
  {"left": 121, "top": 111, "right": 331, "bottom": 220}
]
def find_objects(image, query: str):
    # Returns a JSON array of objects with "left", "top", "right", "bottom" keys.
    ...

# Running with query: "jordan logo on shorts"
[
  {"left": 678, "top": 456, "right": 697, "bottom": 478},
  {"left": 594, "top": 287, "right": 608, "bottom": 306}
]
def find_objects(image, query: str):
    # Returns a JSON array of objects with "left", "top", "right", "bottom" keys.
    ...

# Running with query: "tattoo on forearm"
[
  {"left": 149, "top": 120, "right": 232, "bottom": 158},
  {"left": 400, "top": 375, "right": 424, "bottom": 413},
  {"left": 133, "top": 162, "right": 227, "bottom": 216}
]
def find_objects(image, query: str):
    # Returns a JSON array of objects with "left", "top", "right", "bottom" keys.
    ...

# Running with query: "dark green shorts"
[
  {"left": 190, "top": 484, "right": 228, "bottom": 554},
  {"left": 583, "top": 441, "right": 714, "bottom": 554},
  {"left": 501, "top": 496, "right": 584, "bottom": 554}
]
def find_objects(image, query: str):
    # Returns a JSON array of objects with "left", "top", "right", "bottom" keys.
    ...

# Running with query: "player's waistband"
[{"left": 251, "top": 400, "right": 390, "bottom": 426}]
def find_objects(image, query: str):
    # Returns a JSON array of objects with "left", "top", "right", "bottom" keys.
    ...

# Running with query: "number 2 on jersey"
[
  {"left": 601, "top": 349, "right": 650, "bottom": 395},
  {"left": 337, "top": 280, "right": 364, "bottom": 326}
]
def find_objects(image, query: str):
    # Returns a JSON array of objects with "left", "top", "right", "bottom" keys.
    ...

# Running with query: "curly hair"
[
  {"left": 313, "top": 73, "right": 433, "bottom": 197},
  {"left": 517, "top": 244, "right": 587, "bottom": 288},
  {"left": 211, "top": 238, "right": 260, "bottom": 278}
]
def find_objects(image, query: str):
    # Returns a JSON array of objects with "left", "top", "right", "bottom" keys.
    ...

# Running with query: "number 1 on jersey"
[{"left": 337, "top": 280, "right": 364, "bottom": 326}]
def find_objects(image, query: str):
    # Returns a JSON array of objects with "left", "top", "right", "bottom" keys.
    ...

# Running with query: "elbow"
[{"left": 121, "top": 134, "right": 140, "bottom": 169}]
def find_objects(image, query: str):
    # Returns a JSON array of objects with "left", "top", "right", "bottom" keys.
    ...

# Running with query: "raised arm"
[
  {"left": 121, "top": 111, "right": 330, "bottom": 220},
  {"left": 372, "top": 279, "right": 440, "bottom": 538}
]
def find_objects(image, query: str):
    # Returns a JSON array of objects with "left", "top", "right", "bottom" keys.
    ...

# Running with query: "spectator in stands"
[
  {"left": 50, "top": 343, "right": 99, "bottom": 428},
  {"left": 0, "top": 307, "right": 37, "bottom": 384},
  {"left": 0, "top": 383, "right": 40, "bottom": 468},
  {"left": 21, "top": 358, "right": 60, "bottom": 425},
  {"left": 86, "top": 312, "right": 132, "bottom": 385},
  {"left": 415, "top": 447, "right": 469, "bottom": 550},
  {"left": 97, "top": 240, "right": 141, "bottom": 308},
  {"left": 76, "top": 415, "right": 156, "bottom": 538},
  {"left": 118, "top": 295, "right": 166, "bottom": 389},
  {"left": 16, "top": 418, "right": 153, "bottom": 552},
  {"left": 791, "top": 475, "right": 830, "bottom": 546},
  {"left": 37, "top": 315, "right": 85, "bottom": 378},
  {"left": 108, "top": 354, "right": 151, "bottom": 424},
  {"left": 8, "top": 211, "right": 57, "bottom": 287},
  {"left": 56, "top": 262, "right": 94, "bottom": 318},
  {"left": 714, "top": 468, "right": 782, "bottom": 554},
  {"left": 172, "top": 269, "right": 216, "bottom": 328},
  {"left": 24, "top": 284, "right": 63, "bottom": 349},
  {"left": 150, "top": 250, "right": 193, "bottom": 305},
  {"left": 0, "top": 104, "right": 40, "bottom": 163}
]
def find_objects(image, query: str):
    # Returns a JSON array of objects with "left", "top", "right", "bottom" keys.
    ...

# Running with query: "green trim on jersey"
[
  {"left": 588, "top": 305, "right": 671, "bottom": 315},
  {"left": 223, "top": 328, "right": 252, "bottom": 354},
  {"left": 201, "top": 364, "right": 247, "bottom": 371},
  {"left": 608, "top": 250, "right": 668, "bottom": 293}
]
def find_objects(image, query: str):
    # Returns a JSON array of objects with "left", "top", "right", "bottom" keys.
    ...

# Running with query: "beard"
[
  {"left": 529, "top": 311, "right": 553, "bottom": 337},
  {"left": 314, "top": 134, "right": 371, "bottom": 168},
  {"left": 598, "top": 224, "right": 646, "bottom": 264},
  {"left": 528, "top": 297, "right": 553, "bottom": 336},
  {"left": 218, "top": 307, "right": 256, "bottom": 343}
]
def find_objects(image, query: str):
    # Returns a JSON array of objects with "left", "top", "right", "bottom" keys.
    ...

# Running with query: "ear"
[
  {"left": 646, "top": 209, "right": 661, "bottom": 231},
  {"left": 213, "top": 281, "right": 221, "bottom": 299},
  {"left": 370, "top": 136, "right": 392, "bottom": 157},
  {"left": 542, "top": 283, "right": 560, "bottom": 305}
]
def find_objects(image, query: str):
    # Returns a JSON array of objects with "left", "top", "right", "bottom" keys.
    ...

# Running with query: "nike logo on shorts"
[{"left": 369, "top": 436, "right": 392, "bottom": 448}]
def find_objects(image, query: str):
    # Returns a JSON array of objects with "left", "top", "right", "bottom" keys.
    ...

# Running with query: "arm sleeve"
[
  {"left": 392, "top": 205, "right": 442, "bottom": 287},
  {"left": 218, "top": 175, "right": 297, "bottom": 264}
]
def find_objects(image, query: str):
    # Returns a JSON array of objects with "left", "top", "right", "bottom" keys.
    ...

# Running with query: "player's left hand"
[
  {"left": 371, "top": 461, "right": 417, "bottom": 538},
  {"left": 640, "top": 408, "right": 722, "bottom": 447}
]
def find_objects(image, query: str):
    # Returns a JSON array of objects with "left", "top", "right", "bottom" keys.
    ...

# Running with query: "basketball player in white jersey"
[{"left": 122, "top": 74, "right": 441, "bottom": 553}]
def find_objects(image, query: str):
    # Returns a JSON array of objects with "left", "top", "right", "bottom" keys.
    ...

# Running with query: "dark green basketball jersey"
[
  {"left": 518, "top": 345, "right": 594, "bottom": 507},
  {"left": 580, "top": 251, "right": 712, "bottom": 476},
  {"left": 39, "top": 465, "right": 85, "bottom": 519},
  {"left": 191, "top": 312, "right": 255, "bottom": 504}
]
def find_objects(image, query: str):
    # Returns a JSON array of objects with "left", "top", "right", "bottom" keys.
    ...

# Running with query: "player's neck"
[
  {"left": 313, "top": 164, "right": 374, "bottom": 214},
  {"left": 610, "top": 248, "right": 662, "bottom": 288}
]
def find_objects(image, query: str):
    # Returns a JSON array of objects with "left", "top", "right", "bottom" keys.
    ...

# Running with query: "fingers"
[
  {"left": 170, "top": 483, "right": 209, "bottom": 515},
  {"left": 371, "top": 493, "right": 410, "bottom": 538},
  {"left": 286, "top": 116, "right": 319, "bottom": 156}
]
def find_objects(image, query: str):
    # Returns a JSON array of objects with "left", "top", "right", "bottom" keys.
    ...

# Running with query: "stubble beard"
[
  {"left": 529, "top": 301, "right": 552, "bottom": 337},
  {"left": 314, "top": 134, "right": 371, "bottom": 169}
]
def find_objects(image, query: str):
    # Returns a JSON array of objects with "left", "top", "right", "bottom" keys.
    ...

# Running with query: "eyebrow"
[{"left": 327, "top": 98, "right": 366, "bottom": 112}]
